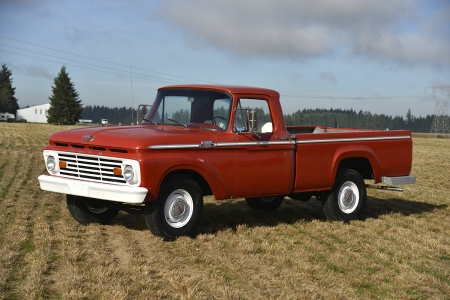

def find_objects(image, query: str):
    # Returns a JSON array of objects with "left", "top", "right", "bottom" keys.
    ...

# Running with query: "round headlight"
[
  {"left": 47, "top": 156, "right": 56, "bottom": 172},
  {"left": 123, "top": 165, "right": 134, "bottom": 182}
]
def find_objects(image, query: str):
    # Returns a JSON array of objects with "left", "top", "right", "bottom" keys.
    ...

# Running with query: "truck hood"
[{"left": 48, "top": 125, "right": 218, "bottom": 150}]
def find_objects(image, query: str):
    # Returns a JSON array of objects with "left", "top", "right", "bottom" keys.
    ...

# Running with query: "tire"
[
  {"left": 66, "top": 195, "right": 119, "bottom": 225},
  {"left": 322, "top": 168, "right": 367, "bottom": 222},
  {"left": 245, "top": 195, "right": 285, "bottom": 210},
  {"left": 144, "top": 175, "right": 203, "bottom": 240}
]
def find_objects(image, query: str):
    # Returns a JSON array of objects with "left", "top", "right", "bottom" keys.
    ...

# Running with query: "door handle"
[{"left": 276, "top": 135, "right": 288, "bottom": 140}]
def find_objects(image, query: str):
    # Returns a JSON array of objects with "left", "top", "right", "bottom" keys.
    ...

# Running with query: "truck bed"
[{"left": 287, "top": 126, "right": 413, "bottom": 193}]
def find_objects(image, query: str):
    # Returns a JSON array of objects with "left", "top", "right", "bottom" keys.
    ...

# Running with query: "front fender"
[{"left": 141, "top": 155, "right": 232, "bottom": 201}]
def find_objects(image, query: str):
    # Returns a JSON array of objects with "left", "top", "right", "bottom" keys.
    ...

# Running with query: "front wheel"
[
  {"left": 245, "top": 195, "right": 285, "bottom": 210},
  {"left": 66, "top": 195, "right": 119, "bottom": 225},
  {"left": 144, "top": 175, "right": 203, "bottom": 240},
  {"left": 322, "top": 169, "right": 367, "bottom": 222}
]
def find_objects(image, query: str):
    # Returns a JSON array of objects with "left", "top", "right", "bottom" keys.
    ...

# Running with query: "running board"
[{"left": 366, "top": 184, "right": 404, "bottom": 192}]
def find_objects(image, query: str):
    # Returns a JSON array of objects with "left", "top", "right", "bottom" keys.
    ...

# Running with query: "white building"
[{"left": 16, "top": 103, "right": 51, "bottom": 123}]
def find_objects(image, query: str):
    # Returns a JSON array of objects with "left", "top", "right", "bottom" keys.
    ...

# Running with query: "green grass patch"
[
  {"left": 409, "top": 262, "right": 450, "bottom": 285},
  {"left": 1, "top": 187, "right": 8, "bottom": 198},
  {"left": 20, "top": 241, "right": 35, "bottom": 257}
]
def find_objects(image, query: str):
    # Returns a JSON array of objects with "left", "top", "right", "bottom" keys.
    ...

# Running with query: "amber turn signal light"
[
  {"left": 59, "top": 161, "right": 67, "bottom": 168},
  {"left": 113, "top": 168, "right": 122, "bottom": 175}
]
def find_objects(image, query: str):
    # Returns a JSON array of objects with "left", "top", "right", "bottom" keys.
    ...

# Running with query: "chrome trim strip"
[
  {"left": 234, "top": 141, "right": 292, "bottom": 146},
  {"left": 148, "top": 141, "right": 293, "bottom": 149},
  {"left": 296, "top": 135, "right": 411, "bottom": 144},
  {"left": 149, "top": 144, "right": 200, "bottom": 149},
  {"left": 217, "top": 142, "right": 237, "bottom": 147}
]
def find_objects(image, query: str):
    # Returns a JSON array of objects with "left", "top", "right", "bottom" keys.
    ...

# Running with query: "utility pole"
[
  {"left": 427, "top": 85, "right": 450, "bottom": 138},
  {"left": 131, "top": 65, "right": 134, "bottom": 125}
]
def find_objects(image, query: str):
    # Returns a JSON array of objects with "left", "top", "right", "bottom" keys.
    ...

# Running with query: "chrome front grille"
[{"left": 58, "top": 153, "right": 126, "bottom": 184}]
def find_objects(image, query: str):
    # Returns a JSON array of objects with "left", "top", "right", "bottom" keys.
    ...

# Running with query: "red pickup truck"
[{"left": 38, "top": 85, "right": 415, "bottom": 239}]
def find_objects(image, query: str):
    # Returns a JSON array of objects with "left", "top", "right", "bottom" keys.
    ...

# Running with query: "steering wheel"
[{"left": 212, "top": 116, "right": 228, "bottom": 130}]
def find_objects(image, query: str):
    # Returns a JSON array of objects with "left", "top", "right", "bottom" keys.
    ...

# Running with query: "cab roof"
[{"left": 158, "top": 84, "right": 279, "bottom": 97}]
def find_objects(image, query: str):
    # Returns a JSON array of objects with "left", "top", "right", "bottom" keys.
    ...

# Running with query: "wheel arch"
[
  {"left": 332, "top": 146, "right": 381, "bottom": 181},
  {"left": 161, "top": 170, "right": 213, "bottom": 197},
  {"left": 145, "top": 156, "right": 232, "bottom": 201}
]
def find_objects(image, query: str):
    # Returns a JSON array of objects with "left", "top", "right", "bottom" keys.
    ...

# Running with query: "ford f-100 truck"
[{"left": 38, "top": 85, "right": 415, "bottom": 239}]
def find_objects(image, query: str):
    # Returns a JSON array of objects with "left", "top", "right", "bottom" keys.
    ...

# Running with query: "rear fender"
[{"left": 331, "top": 145, "right": 381, "bottom": 182}]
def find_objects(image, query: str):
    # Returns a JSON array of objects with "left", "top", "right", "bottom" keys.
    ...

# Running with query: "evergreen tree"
[
  {"left": 0, "top": 64, "right": 19, "bottom": 114},
  {"left": 47, "top": 66, "right": 83, "bottom": 125}
]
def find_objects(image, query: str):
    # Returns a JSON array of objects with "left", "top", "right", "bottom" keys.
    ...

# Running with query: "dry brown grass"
[{"left": 0, "top": 123, "right": 449, "bottom": 299}]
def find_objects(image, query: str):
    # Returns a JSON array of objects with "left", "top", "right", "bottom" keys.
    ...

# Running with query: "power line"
[
  {"left": 0, "top": 44, "right": 189, "bottom": 83},
  {"left": 0, "top": 35, "right": 216, "bottom": 84},
  {"left": 280, "top": 91, "right": 425, "bottom": 100},
  {"left": 0, "top": 48, "right": 183, "bottom": 85}
]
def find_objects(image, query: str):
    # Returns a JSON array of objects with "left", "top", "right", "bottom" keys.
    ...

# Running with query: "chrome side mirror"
[{"left": 235, "top": 107, "right": 260, "bottom": 138}]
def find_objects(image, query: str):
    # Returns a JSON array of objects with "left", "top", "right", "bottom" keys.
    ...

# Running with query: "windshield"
[{"left": 144, "top": 89, "right": 232, "bottom": 131}]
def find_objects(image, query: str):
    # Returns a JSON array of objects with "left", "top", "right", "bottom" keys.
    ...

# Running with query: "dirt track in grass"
[{"left": 0, "top": 123, "right": 449, "bottom": 299}]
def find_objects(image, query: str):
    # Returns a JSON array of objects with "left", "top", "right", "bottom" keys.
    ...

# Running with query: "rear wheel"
[
  {"left": 66, "top": 195, "right": 119, "bottom": 225},
  {"left": 144, "top": 175, "right": 203, "bottom": 240},
  {"left": 245, "top": 195, "right": 284, "bottom": 210},
  {"left": 322, "top": 169, "right": 367, "bottom": 222}
]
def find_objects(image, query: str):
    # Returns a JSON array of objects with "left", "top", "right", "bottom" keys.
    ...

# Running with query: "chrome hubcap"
[
  {"left": 338, "top": 181, "right": 359, "bottom": 214},
  {"left": 170, "top": 197, "right": 187, "bottom": 222},
  {"left": 164, "top": 189, "right": 193, "bottom": 228}
]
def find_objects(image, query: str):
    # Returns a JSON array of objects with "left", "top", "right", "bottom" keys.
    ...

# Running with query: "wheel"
[
  {"left": 245, "top": 195, "right": 284, "bottom": 210},
  {"left": 144, "top": 175, "right": 203, "bottom": 240},
  {"left": 66, "top": 195, "right": 119, "bottom": 225},
  {"left": 322, "top": 169, "right": 367, "bottom": 222},
  {"left": 212, "top": 116, "right": 228, "bottom": 130}
]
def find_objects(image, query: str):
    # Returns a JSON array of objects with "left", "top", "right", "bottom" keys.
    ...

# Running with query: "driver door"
[{"left": 233, "top": 98, "right": 293, "bottom": 197}]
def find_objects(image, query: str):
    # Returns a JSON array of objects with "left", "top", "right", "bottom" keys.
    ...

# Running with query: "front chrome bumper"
[{"left": 38, "top": 175, "right": 148, "bottom": 203}]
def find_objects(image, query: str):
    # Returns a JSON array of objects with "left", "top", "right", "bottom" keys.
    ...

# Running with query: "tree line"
[
  {"left": 284, "top": 108, "right": 435, "bottom": 132},
  {"left": 81, "top": 105, "right": 435, "bottom": 132},
  {"left": 81, "top": 105, "right": 136, "bottom": 125}
]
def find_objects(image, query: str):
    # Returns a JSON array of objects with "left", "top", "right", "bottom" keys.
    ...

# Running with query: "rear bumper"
[
  {"left": 382, "top": 176, "right": 416, "bottom": 185},
  {"left": 38, "top": 175, "right": 148, "bottom": 203}
]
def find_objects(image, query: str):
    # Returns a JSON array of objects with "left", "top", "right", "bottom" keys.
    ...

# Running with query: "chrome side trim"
[
  {"left": 149, "top": 144, "right": 200, "bottom": 149},
  {"left": 148, "top": 141, "right": 293, "bottom": 149},
  {"left": 382, "top": 176, "right": 416, "bottom": 185},
  {"left": 234, "top": 141, "right": 293, "bottom": 146},
  {"left": 296, "top": 135, "right": 411, "bottom": 144}
]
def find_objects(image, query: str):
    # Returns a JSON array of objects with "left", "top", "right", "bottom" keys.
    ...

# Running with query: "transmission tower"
[{"left": 428, "top": 85, "right": 450, "bottom": 138}]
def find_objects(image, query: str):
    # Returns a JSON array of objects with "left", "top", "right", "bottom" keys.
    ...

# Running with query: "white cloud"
[{"left": 153, "top": 0, "right": 450, "bottom": 67}]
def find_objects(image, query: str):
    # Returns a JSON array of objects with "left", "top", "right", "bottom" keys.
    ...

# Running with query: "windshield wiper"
[
  {"left": 168, "top": 118, "right": 188, "bottom": 128},
  {"left": 142, "top": 118, "right": 157, "bottom": 125}
]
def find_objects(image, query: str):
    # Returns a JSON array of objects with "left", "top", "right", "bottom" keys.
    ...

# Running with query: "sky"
[{"left": 1, "top": 0, "right": 449, "bottom": 118}]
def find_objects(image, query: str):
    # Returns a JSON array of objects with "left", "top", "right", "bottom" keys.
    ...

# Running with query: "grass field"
[{"left": 0, "top": 123, "right": 449, "bottom": 299}]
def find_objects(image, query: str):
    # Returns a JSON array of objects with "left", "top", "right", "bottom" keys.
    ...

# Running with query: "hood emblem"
[{"left": 82, "top": 135, "right": 94, "bottom": 142}]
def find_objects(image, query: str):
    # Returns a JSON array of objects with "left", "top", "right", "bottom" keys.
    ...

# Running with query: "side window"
[
  {"left": 212, "top": 98, "right": 231, "bottom": 130},
  {"left": 234, "top": 98, "right": 273, "bottom": 133}
]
